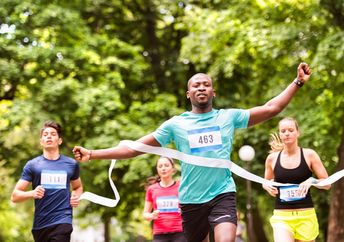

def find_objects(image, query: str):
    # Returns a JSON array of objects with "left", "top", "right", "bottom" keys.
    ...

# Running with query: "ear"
[
  {"left": 186, "top": 90, "right": 190, "bottom": 99},
  {"left": 58, "top": 138, "right": 63, "bottom": 145}
]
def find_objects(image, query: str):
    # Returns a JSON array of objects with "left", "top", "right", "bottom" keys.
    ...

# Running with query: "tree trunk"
[
  {"left": 327, "top": 116, "right": 344, "bottom": 242},
  {"left": 251, "top": 206, "right": 269, "bottom": 242},
  {"left": 103, "top": 215, "right": 111, "bottom": 242}
]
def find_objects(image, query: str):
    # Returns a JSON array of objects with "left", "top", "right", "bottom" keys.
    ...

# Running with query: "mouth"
[{"left": 197, "top": 93, "right": 207, "bottom": 98}]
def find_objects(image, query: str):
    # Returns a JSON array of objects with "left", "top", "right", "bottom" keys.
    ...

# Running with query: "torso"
[{"left": 273, "top": 148, "right": 314, "bottom": 210}]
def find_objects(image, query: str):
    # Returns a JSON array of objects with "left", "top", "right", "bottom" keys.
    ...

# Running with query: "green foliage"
[{"left": 1, "top": 0, "right": 344, "bottom": 241}]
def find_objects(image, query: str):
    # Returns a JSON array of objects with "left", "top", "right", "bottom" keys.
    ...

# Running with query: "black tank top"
[{"left": 274, "top": 148, "right": 314, "bottom": 209}]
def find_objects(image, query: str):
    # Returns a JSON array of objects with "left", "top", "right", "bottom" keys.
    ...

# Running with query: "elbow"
[
  {"left": 11, "top": 193, "right": 18, "bottom": 203},
  {"left": 267, "top": 105, "right": 283, "bottom": 117}
]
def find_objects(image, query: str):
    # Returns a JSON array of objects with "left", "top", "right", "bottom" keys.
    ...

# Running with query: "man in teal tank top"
[{"left": 74, "top": 63, "right": 312, "bottom": 242}]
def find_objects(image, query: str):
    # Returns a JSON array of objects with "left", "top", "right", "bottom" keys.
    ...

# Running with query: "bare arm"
[
  {"left": 73, "top": 133, "right": 160, "bottom": 162},
  {"left": 11, "top": 180, "right": 45, "bottom": 203},
  {"left": 308, "top": 149, "right": 331, "bottom": 190},
  {"left": 70, "top": 178, "right": 83, "bottom": 208},
  {"left": 262, "top": 153, "right": 278, "bottom": 197},
  {"left": 143, "top": 200, "right": 159, "bottom": 221},
  {"left": 248, "top": 63, "right": 311, "bottom": 127}
]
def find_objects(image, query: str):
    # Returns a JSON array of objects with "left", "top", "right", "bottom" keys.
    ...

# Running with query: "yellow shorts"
[{"left": 270, "top": 208, "right": 319, "bottom": 241}]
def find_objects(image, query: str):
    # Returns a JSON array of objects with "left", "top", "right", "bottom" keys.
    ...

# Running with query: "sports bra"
[{"left": 274, "top": 148, "right": 314, "bottom": 209}]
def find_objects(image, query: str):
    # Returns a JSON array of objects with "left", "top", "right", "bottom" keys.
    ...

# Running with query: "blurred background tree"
[{"left": 1, "top": 0, "right": 343, "bottom": 241}]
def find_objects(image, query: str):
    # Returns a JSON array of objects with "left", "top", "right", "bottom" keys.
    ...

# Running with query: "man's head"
[
  {"left": 186, "top": 73, "right": 216, "bottom": 112},
  {"left": 40, "top": 121, "right": 62, "bottom": 150}
]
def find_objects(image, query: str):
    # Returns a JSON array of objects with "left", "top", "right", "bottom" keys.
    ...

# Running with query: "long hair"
[{"left": 269, "top": 117, "right": 300, "bottom": 153}]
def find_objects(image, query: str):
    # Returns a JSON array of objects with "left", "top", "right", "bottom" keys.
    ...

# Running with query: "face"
[
  {"left": 279, "top": 120, "right": 299, "bottom": 145},
  {"left": 156, "top": 157, "right": 174, "bottom": 179},
  {"left": 40, "top": 127, "right": 62, "bottom": 150},
  {"left": 186, "top": 74, "right": 215, "bottom": 110}
]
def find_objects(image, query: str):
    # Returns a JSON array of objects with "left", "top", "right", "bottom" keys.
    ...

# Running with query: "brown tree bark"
[
  {"left": 327, "top": 116, "right": 344, "bottom": 242},
  {"left": 103, "top": 214, "right": 111, "bottom": 242}
]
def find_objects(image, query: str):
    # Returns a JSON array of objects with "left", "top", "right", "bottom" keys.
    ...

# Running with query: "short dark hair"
[{"left": 40, "top": 121, "right": 62, "bottom": 137}]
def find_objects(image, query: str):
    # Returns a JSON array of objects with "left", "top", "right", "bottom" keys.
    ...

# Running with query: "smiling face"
[
  {"left": 40, "top": 127, "right": 62, "bottom": 151},
  {"left": 278, "top": 119, "right": 300, "bottom": 145},
  {"left": 186, "top": 73, "right": 216, "bottom": 113},
  {"left": 156, "top": 157, "right": 175, "bottom": 180}
]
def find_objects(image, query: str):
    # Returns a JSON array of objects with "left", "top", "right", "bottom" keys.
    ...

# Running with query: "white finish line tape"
[
  {"left": 79, "top": 140, "right": 343, "bottom": 207},
  {"left": 79, "top": 159, "right": 120, "bottom": 207}
]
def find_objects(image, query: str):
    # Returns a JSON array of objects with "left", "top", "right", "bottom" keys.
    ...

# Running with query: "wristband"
[
  {"left": 88, "top": 150, "right": 92, "bottom": 162},
  {"left": 294, "top": 79, "right": 304, "bottom": 87}
]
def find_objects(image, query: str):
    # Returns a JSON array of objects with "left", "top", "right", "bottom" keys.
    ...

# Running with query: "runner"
[
  {"left": 143, "top": 156, "right": 186, "bottom": 242},
  {"left": 74, "top": 63, "right": 311, "bottom": 242},
  {"left": 262, "top": 117, "right": 330, "bottom": 242},
  {"left": 11, "top": 121, "right": 83, "bottom": 242}
]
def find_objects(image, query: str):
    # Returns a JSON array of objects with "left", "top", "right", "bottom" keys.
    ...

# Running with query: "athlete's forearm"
[
  {"left": 89, "top": 145, "right": 143, "bottom": 160},
  {"left": 11, "top": 189, "right": 34, "bottom": 203}
]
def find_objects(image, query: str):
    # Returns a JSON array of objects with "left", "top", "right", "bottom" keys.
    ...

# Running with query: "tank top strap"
[
  {"left": 300, "top": 147, "right": 312, "bottom": 173},
  {"left": 275, "top": 151, "right": 283, "bottom": 169}
]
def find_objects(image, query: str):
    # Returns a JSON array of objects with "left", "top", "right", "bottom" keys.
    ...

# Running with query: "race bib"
[
  {"left": 41, "top": 170, "right": 67, "bottom": 189},
  {"left": 156, "top": 196, "right": 179, "bottom": 213},
  {"left": 279, "top": 185, "right": 306, "bottom": 202},
  {"left": 187, "top": 126, "right": 222, "bottom": 153}
]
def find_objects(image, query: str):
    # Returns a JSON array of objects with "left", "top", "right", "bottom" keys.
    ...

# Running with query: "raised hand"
[
  {"left": 72, "top": 146, "right": 91, "bottom": 162},
  {"left": 297, "top": 62, "right": 312, "bottom": 83}
]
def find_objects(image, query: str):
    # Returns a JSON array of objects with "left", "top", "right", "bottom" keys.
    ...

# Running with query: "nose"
[{"left": 197, "top": 85, "right": 206, "bottom": 91}]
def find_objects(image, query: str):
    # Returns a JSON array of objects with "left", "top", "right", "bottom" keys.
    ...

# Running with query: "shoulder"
[
  {"left": 221, "top": 108, "right": 247, "bottom": 114},
  {"left": 266, "top": 152, "right": 279, "bottom": 166},
  {"left": 146, "top": 183, "right": 160, "bottom": 194},
  {"left": 302, "top": 148, "right": 320, "bottom": 161},
  {"left": 158, "top": 115, "right": 181, "bottom": 127},
  {"left": 60, "top": 155, "right": 77, "bottom": 164},
  {"left": 148, "top": 182, "right": 160, "bottom": 190},
  {"left": 59, "top": 155, "right": 79, "bottom": 170},
  {"left": 25, "top": 156, "right": 43, "bottom": 166}
]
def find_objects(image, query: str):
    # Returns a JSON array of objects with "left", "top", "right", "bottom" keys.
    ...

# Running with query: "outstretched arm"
[
  {"left": 248, "top": 62, "right": 311, "bottom": 127},
  {"left": 73, "top": 133, "right": 160, "bottom": 162}
]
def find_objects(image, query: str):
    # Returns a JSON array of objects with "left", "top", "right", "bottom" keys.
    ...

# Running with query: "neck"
[
  {"left": 43, "top": 149, "right": 60, "bottom": 160},
  {"left": 160, "top": 177, "right": 174, "bottom": 187},
  {"left": 191, "top": 105, "right": 212, "bottom": 114},
  {"left": 283, "top": 143, "right": 299, "bottom": 155}
]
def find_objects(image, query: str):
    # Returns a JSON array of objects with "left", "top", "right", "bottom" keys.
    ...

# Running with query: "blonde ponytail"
[{"left": 269, "top": 132, "right": 284, "bottom": 153}]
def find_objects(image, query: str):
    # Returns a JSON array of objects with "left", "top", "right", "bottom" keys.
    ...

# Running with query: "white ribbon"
[
  {"left": 79, "top": 140, "right": 344, "bottom": 207},
  {"left": 79, "top": 159, "right": 120, "bottom": 207}
]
